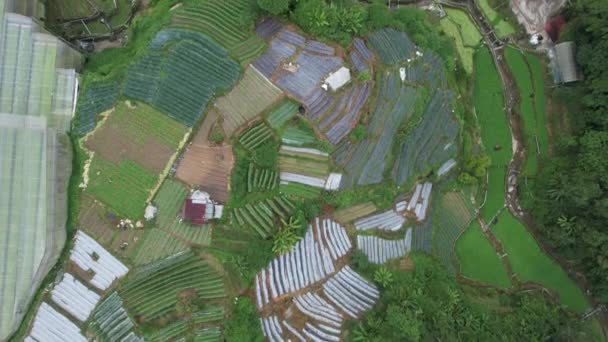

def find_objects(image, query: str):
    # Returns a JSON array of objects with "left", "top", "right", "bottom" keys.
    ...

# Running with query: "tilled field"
[{"left": 176, "top": 144, "right": 234, "bottom": 202}]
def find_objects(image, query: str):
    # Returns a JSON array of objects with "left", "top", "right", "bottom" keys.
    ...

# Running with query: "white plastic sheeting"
[
  {"left": 357, "top": 228, "right": 412, "bottom": 264},
  {"left": 437, "top": 158, "right": 457, "bottom": 177},
  {"left": 280, "top": 172, "right": 326, "bottom": 188},
  {"left": 26, "top": 302, "right": 87, "bottom": 342},
  {"left": 280, "top": 145, "right": 328, "bottom": 156},
  {"left": 324, "top": 66, "right": 351, "bottom": 92},
  {"left": 50, "top": 273, "right": 100, "bottom": 321},
  {"left": 70, "top": 231, "right": 129, "bottom": 290},
  {"left": 255, "top": 218, "right": 351, "bottom": 307},
  {"left": 322, "top": 266, "right": 379, "bottom": 318},
  {"left": 354, "top": 210, "right": 405, "bottom": 231},
  {"left": 324, "top": 173, "right": 342, "bottom": 190}
]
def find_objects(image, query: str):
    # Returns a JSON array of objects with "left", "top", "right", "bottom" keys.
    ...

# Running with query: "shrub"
[
  {"left": 350, "top": 124, "right": 367, "bottom": 143},
  {"left": 224, "top": 297, "right": 265, "bottom": 342},
  {"left": 209, "top": 126, "right": 225, "bottom": 144},
  {"left": 253, "top": 141, "right": 278, "bottom": 168},
  {"left": 257, "top": 0, "right": 289, "bottom": 15}
]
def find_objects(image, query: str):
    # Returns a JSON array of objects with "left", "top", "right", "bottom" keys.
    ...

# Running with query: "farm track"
[{"left": 441, "top": 0, "right": 607, "bottom": 325}]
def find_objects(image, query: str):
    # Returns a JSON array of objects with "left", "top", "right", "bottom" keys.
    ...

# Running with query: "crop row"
[
  {"left": 121, "top": 252, "right": 225, "bottom": 320},
  {"left": 170, "top": 0, "right": 265, "bottom": 63},
  {"left": 90, "top": 292, "right": 140, "bottom": 342},
  {"left": 279, "top": 182, "right": 322, "bottom": 199},
  {"left": 281, "top": 126, "right": 316, "bottom": 146},
  {"left": 368, "top": 28, "right": 416, "bottom": 65},
  {"left": 130, "top": 229, "right": 188, "bottom": 266},
  {"left": 231, "top": 196, "right": 295, "bottom": 238},
  {"left": 146, "top": 320, "right": 187, "bottom": 342},
  {"left": 73, "top": 80, "right": 121, "bottom": 136},
  {"left": 247, "top": 163, "right": 278, "bottom": 192},
  {"left": 266, "top": 100, "right": 298, "bottom": 129},
  {"left": 239, "top": 123, "right": 274, "bottom": 150}
]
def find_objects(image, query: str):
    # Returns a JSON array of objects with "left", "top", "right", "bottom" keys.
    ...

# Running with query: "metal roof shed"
[{"left": 555, "top": 42, "right": 582, "bottom": 83}]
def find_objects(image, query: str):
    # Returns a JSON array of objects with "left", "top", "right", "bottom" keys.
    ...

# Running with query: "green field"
[
  {"left": 493, "top": 212, "right": 589, "bottom": 312},
  {"left": 86, "top": 157, "right": 157, "bottom": 218},
  {"left": 505, "top": 47, "right": 548, "bottom": 175},
  {"left": 476, "top": 0, "right": 516, "bottom": 38},
  {"left": 441, "top": 9, "right": 482, "bottom": 74},
  {"left": 456, "top": 222, "right": 511, "bottom": 288},
  {"left": 474, "top": 49, "right": 511, "bottom": 221}
]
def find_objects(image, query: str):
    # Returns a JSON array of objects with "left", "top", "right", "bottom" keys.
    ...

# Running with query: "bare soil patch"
[
  {"left": 176, "top": 144, "right": 234, "bottom": 202},
  {"left": 85, "top": 123, "right": 174, "bottom": 173}
]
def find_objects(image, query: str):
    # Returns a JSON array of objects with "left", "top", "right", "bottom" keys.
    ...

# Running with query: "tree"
[
  {"left": 272, "top": 217, "right": 301, "bottom": 254},
  {"left": 373, "top": 266, "right": 393, "bottom": 288},
  {"left": 257, "top": 0, "right": 289, "bottom": 15}
]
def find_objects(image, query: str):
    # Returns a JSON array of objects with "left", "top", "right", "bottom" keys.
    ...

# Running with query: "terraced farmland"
[
  {"left": 216, "top": 66, "right": 283, "bottom": 137},
  {"left": 85, "top": 101, "right": 188, "bottom": 173},
  {"left": 432, "top": 192, "right": 475, "bottom": 275},
  {"left": 266, "top": 100, "right": 298, "bottom": 129},
  {"left": 239, "top": 122, "right": 275, "bottom": 150},
  {"left": 85, "top": 157, "right": 157, "bottom": 218},
  {"left": 73, "top": 79, "right": 121, "bottom": 136},
  {"left": 120, "top": 251, "right": 225, "bottom": 321},
  {"left": 231, "top": 195, "right": 295, "bottom": 238},
  {"left": 124, "top": 29, "right": 240, "bottom": 126},
  {"left": 171, "top": 0, "right": 266, "bottom": 64}
]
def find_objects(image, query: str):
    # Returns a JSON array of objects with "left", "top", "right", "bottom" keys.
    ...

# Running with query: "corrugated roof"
[{"left": 555, "top": 41, "right": 581, "bottom": 83}]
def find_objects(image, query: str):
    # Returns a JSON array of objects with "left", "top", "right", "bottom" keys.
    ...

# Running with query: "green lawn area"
[
  {"left": 445, "top": 9, "right": 482, "bottom": 46},
  {"left": 476, "top": 0, "right": 516, "bottom": 38},
  {"left": 441, "top": 16, "right": 475, "bottom": 74},
  {"left": 441, "top": 9, "right": 482, "bottom": 74},
  {"left": 505, "top": 47, "right": 549, "bottom": 175},
  {"left": 493, "top": 212, "right": 589, "bottom": 313},
  {"left": 86, "top": 156, "right": 157, "bottom": 218},
  {"left": 456, "top": 221, "right": 511, "bottom": 288}
]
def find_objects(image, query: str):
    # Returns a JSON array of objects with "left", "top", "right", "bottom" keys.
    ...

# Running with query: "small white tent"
[{"left": 324, "top": 67, "right": 351, "bottom": 92}]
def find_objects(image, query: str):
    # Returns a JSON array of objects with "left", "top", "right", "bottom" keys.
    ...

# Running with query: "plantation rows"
[
  {"left": 194, "top": 327, "right": 222, "bottom": 342},
  {"left": 170, "top": 0, "right": 265, "bottom": 64},
  {"left": 130, "top": 229, "right": 188, "bottom": 266},
  {"left": 279, "top": 146, "right": 330, "bottom": 179},
  {"left": 239, "top": 122, "right": 274, "bottom": 150},
  {"left": 266, "top": 100, "right": 298, "bottom": 129},
  {"left": 218, "top": 66, "right": 283, "bottom": 136},
  {"left": 85, "top": 157, "right": 157, "bottom": 218},
  {"left": 368, "top": 28, "right": 416, "bottom": 65},
  {"left": 276, "top": 50, "right": 342, "bottom": 100},
  {"left": 146, "top": 320, "right": 187, "bottom": 342},
  {"left": 247, "top": 163, "right": 278, "bottom": 192},
  {"left": 231, "top": 195, "right": 295, "bottom": 238},
  {"left": 281, "top": 126, "right": 316, "bottom": 146},
  {"left": 253, "top": 39, "right": 297, "bottom": 78},
  {"left": 124, "top": 29, "right": 240, "bottom": 127},
  {"left": 90, "top": 292, "right": 141, "bottom": 342},
  {"left": 392, "top": 90, "right": 459, "bottom": 185},
  {"left": 334, "top": 74, "right": 420, "bottom": 187},
  {"left": 120, "top": 251, "right": 225, "bottom": 321},
  {"left": 73, "top": 80, "right": 121, "bottom": 135},
  {"left": 433, "top": 192, "right": 475, "bottom": 275}
]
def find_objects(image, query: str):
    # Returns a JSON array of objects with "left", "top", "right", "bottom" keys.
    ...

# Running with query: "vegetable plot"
[
  {"left": 124, "top": 29, "right": 240, "bottom": 127},
  {"left": 231, "top": 195, "right": 295, "bottom": 239},
  {"left": 247, "top": 163, "right": 279, "bottom": 192},
  {"left": 121, "top": 251, "right": 225, "bottom": 321},
  {"left": 357, "top": 228, "right": 412, "bottom": 264},
  {"left": 266, "top": 100, "right": 298, "bottom": 129},
  {"left": 90, "top": 292, "right": 142, "bottom": 342},
  {"left": 171, "top": 0, "right": 266, "bottom": 64},
  {"left": 239, "top": 122, "right": 275, "bottom": 150},
  {"left": 73, "top": 80, "right": 121, "bottom": 135}
]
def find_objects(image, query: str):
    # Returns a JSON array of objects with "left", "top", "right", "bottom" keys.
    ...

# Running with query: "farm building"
[
  {"left": 182, "top": 190, "right": 223, "bottom": 225},
  {"left": 554, "top": 42, "right": 582, "bottom": 83},
  {"left": 324, "top": 66, "right": 351, "bottom": 91}
]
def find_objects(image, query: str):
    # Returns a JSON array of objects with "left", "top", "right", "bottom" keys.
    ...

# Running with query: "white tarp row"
[
  {"left": 260, "top": 316, "right": 283, "bottom": 342},
  {"left": 280, "top": 172, "right": 326, "bottom": 188},
  {"left": 280, "top": 145, "right": 328, "bottom": 157},
  {"left": 406, "top": 182, "right": 433, "bottom": 222},
  {"left": 357, "top": 228, "right": 412, "bottom": 264},
  {"left": 322, "top": 266, "right": 379, "bottom": 318},
  {"left": 437, "top": 158, "right": 457, "bottom": 177},
  {"left": 70, "top": 230, "right": 129, "bottom": 290},
  {"left": 25, "top": 303, "right": 87, "bottom": 342},
  {"left": 255, "top": 218, "right": 352, "bottom": 308},
  {"left": 50, "top": 273, "right": 100, "bottom": 322},
  {"left": 324, "top": 173, "right": 342, "bottom": 190},
  {"left": 354, "top": 210, "right": 405, "bottom": 231}
]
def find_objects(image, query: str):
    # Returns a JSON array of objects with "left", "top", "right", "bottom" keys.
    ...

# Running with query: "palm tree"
[{"left": 373, "top": 266, "right": 394, "bottom": 288}]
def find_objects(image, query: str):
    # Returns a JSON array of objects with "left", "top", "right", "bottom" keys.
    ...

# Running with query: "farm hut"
[
  {"left": 324, "top": 66, "right": 351, "bottom": 92},
  {"left": 554, "top": 42, "right": 582, "bottom": 83},
  {"left": 182, "top": 190, "right": 222, "bottom": 224}
]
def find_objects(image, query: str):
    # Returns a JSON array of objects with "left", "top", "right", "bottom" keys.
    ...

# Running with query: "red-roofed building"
[
  {"left": 182, "top": 190, "right": 222, "bottom": 225},
  {"left": 545, "top": 16, "right": 566, "bottom": 43}
]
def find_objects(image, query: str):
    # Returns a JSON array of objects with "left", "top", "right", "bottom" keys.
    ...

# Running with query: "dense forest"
[{"left": 531, "top": 0, "right": 608, "bottom": 304}]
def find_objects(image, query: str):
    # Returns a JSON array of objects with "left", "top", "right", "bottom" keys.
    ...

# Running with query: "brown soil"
[
  {"left": 85, "top": 123, "right": 174, "bottom": 174},
  {"left": 176, "top": 144, "right": 234, "bottom": 203}
]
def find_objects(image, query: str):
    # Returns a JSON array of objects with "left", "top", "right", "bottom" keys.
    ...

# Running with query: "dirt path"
[{"left": 440, "top": 0, "right": 607, "bottom": 330}]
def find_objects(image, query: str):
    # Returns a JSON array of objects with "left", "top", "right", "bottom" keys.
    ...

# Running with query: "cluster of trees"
[
  {"left": 351, "top": 254, "right": 587, "bottom": 341},
  {"left": 530, "top": 0, "right": 608, "bottom": 304}
]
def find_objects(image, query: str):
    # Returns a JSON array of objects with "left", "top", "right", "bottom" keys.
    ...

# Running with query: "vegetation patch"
[
  {"left": 85, "top": 156, "right": 157, "bottom": 218},
  {"left": 476, "top": 0, "right": 516, "bottom": 38},
  {"left": 456, "top": 222, "right": 511, "bottom": 288},
  {"left": 492, "top": 212, "right": 589, "bottom": 312}
]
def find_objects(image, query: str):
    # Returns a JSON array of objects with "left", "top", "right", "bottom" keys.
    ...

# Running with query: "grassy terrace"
[
  {"left": 440, "top": 8, "right": 482, "bottom": 74},
  {"left": 493, "top": 212, "right": 588, "bottom": 312},
  {"left": 476, "top": 0, "right": 516, "bottom": 38},
  {"left": 456, "top": 222, "right": 511, "bottom": 288}
]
